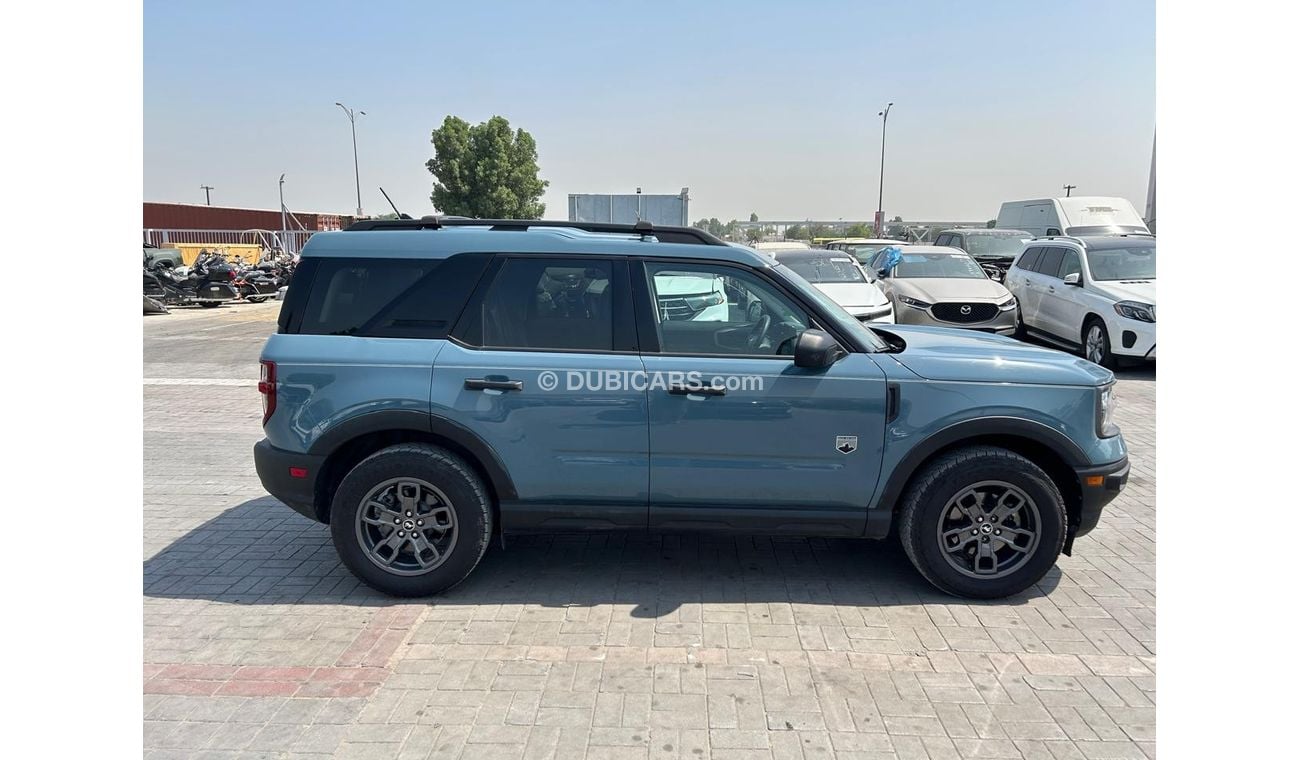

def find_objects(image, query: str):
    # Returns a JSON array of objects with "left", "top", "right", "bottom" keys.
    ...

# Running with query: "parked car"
[
  {"left": 996, "top": 196, "right": 1150, "bottom": 238},
  {"left": 823, "top": 238, "right": 912, "bottom": 268},
  {"left": 866, "top": 246, "right": 1019, "bottom": 334},
  {"left": 1004, "top": 235, "right": 1155, "bottom": 368},
  {"left": 932, "top": 229, "right": 1031, "bottom": 280},
  {"left": 255, "top": 218, "right": 1128, "bottom": 600},
  {"left": 772, "top": 249, "right": 893, "bottom": 323},
  {"left": 143, "top": 243, "right": 185, "bottom": 269}
]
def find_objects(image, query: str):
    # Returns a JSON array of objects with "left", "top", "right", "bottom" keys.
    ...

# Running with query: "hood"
[
  {"left": 1091, "top": 279, "right": 1155, "bottom": 305},
  {"left": 813, "top": 281, "right": 889, "bottom": 308},
  {"left": 889, "top": 277, "right": 1009, "bottom": 302},
  {"left": 877, "top": 324, "right": 1113, "bottom": 386}
]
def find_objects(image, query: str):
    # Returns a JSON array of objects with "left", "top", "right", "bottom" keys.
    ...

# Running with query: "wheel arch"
[
  {"left": 307, "top": 410, "right": 516, "bottom": 525},
  {"left": 871, "top": 418, "right": 1085, "bottom": 537}
]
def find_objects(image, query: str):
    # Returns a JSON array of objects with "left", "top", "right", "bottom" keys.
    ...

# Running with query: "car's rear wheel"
[
  {"left": 330, "top": 444, "right": 492, "bottom": 597},
  {"left": 1083, "top": 318, "right": 1116, "bottom": 369},
  {"left": 899, "top": 446, "right": 1065, "bottom": 598}
]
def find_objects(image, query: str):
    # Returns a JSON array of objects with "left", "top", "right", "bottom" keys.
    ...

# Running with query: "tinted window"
[
  {"left": 966, "top": 235, "right": 1027, "bottom": 258},
  {"left": 1059, "top": 250, "right": 1082, "bottom": 279},
  {"left": 479, "top": 258, "right": 615, "bottom": 351},
  {"left": 1036, "top": 248, "right": 1065, "bottom": 278},
  {"left": 298, "top": 258, "right": 437, "bottom": 336},
  {"left": 1015, "top": 247, "right": 1042, "bottom": 272},
  {"left": 647, "top": 262, "right": 809, "bottom": 356}
]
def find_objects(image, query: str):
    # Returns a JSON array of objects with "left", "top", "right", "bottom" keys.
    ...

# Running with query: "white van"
[{"left": 996, "top": 196, "right": 1150, "bottom": 238}]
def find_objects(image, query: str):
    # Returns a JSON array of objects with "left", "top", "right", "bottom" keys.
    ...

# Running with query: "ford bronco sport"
[{"left": 254, "top": 218, "right": 1129, "bottom": 599}]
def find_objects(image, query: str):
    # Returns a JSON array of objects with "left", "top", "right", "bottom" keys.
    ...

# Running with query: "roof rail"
[{"left": 344, "top": 216, "right": 728, "bottom": 246}]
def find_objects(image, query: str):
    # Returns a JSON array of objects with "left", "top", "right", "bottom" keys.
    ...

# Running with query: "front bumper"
[
  {"left": 896, "top": 301, "right": 1018, "bottom": 334},
  {"left": 1104, "top": 315, "right": 1156, "bottom": 359},
  {"left": 254, "top": 439, "right": 326, "bottom": 522},
  {"left": 1065, "top": 455, "right": 1129, "bottom": 552}
]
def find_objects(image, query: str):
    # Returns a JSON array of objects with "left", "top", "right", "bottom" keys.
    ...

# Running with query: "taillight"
[{"left": 258, "top": 360, "right": 276, "bottom": 425}]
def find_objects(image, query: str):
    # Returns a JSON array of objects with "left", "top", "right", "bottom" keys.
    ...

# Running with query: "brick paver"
[{"left": 144, "top": 302, "right": 1155, "bottom": 759}]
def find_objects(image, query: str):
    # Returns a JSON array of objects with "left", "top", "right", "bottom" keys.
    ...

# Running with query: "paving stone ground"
[{"left": 144, "top": 302, "right": 1155, "bottom": 759}]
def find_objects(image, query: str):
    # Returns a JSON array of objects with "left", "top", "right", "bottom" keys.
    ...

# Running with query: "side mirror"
[
  {"left": 1063, "top": 272, "right": 1082, "bottom": 286},
  {"left": 793, "top": 329, "right": 847, "bottom": 370},
  {"left": 876, "top": 268, "right": 890, "bottom": 279}
]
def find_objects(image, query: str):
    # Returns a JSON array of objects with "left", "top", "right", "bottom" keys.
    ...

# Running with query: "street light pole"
[
  {"left": 200, "top": 185, "right": 213, "bottom": 205},
  {"left": 1063, "top": 184, "right": 1077, "bottom": 198},
  {"left": 335, "top": 102, "right": 366, "bottom": 218},
  {"left": 279, "top": 173, "right": 287, "bottom": 255},
  {"left": 876, "top": 102, "right": 893, "bottom": 236}
]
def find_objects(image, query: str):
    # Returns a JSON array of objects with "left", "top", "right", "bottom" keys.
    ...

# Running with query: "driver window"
[{"left": 645, "top": 262, "right": 810, "bottom": 356}]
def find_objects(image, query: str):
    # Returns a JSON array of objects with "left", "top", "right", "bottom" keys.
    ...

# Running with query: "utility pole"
[
  {"left": 335, "top": 102, "right": 365, "bottom": 218},
  {"left": 876, "top": 102, "right": 893, "bottom": 236},
  {"left": 1063, "top": 184, "right": 1077, "bottom": 197},
  {"left": 200, "top": 185, "right": 214, "bottom": 205}
]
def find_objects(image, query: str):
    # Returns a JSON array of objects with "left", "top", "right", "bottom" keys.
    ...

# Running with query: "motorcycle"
[
  {"left": 144, "top": 251, "right": 239, "bottom": 307},
  {"left": 233, "top": 264, "right": 287, "bottom": 302}
]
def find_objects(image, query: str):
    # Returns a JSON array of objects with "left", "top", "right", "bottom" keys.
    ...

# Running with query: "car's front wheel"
[
  {"left": 899, "top": 446, "right": 1066, "bottom": 598},
  {"left": 330, "top": 444, "right": 493, "bottom": 597},
  {"left": 1083, "top": 318, "right": 1116, "bottom": 369}
]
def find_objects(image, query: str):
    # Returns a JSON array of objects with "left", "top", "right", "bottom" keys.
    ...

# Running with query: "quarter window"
[{"left": 1015, "top": 247, "right": 1042, "bottom": 272}]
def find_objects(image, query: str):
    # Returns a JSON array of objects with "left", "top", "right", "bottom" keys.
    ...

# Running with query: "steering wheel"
[{"left": 747, "top": 314, "right": 771, "bottom": 350}]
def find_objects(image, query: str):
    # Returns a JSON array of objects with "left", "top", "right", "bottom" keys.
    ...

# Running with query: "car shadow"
[{"left": 144, "top": 498, "right": 1063, "bottom": 615}]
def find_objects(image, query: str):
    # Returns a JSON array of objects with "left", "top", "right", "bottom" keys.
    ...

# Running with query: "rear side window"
[
  {"left": 293, "top": 254, "right": 490, "bottom": 338},
  {"left": 475, "top": 258, "right": 617, "bottom": 351},
  {"left": 1036, "top": 248, "right": 1065, "bottom": 278},
  {"left": 1014, "top": 247, "right": 1042, "bottom": 271}
]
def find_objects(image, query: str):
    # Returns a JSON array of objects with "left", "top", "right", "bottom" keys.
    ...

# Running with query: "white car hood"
[
  {"left": 814, "top": 281, "right": 889, "bottom": 308},
  {"left": 1092, "top": 279, "right": 1156, "bottom": 305}
]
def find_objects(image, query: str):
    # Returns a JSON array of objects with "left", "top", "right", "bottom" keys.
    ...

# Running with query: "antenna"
[{"left": 379, "top": 187, "right": 411, "bottom": 219}]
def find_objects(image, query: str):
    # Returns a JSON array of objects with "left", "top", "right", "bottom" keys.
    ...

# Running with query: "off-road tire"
[
  {"left": 330, "top": 444, "right": 493, "bottom": 597},
  {"left": 898, "top": 445, "right": 1066, "bottom": 599}
]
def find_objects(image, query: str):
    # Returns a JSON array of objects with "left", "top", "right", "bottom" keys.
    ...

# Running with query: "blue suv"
[{"left": 254, "top": 218, "right": 1128, "bottom": 599}]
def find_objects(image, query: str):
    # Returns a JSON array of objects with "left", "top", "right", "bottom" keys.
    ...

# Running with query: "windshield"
[
  {"left": 964, "top": 235, "right": 1026, "bottom": 258},
  {"left": 770, "top": 264, "right": 889, "bottom": 352},
  {"left": 1086, "top": 245, "right": 1156, "bottom": 281},
  {"left": 845, "top": 244, "right": 890, "bottom": 264},
  {"left": 777, "top": 254, "right": 865, "bottom": 283},
  {"left": 892, "top": 252, "right": 987, "bottom": 279}
]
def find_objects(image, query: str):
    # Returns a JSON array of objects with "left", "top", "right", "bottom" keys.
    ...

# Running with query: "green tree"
[
  {"left": 749, "top": 212, "right": 759, "bottom": 223},
  {"left": 744, "top": 226, "right": 763, "bottom": 243},
  {"left": 427, "top": 115, "right": 548, "bottom": 218},
  {"left": 785, "top": 224, "right": 806, "bottom": 240},
  {"left": 845, "top": 223, "right": 873, "bottom": 238}
]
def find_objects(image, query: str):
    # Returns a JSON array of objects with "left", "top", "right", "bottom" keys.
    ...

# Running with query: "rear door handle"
[
  {"left": 464, "top": 378, "right": 524, "bottom": 392},
  {"left": 668, "top": 383, "right": 725, "bottom": 397},
  {"left": 1047, "top": 286, "right": 1056, "bottom": 293}
]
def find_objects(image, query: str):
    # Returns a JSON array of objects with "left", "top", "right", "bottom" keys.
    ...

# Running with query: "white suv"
[{"left": 1004, "top": 235, "right": 1155, "bottom": 367}]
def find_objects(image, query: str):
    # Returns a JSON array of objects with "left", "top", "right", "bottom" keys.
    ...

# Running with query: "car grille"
[
  {"left": 930, "top": 302, "right": 998, "bottom": 323},
  {"left": 658, "top": 297, "right": 701, "bottom": 321}
]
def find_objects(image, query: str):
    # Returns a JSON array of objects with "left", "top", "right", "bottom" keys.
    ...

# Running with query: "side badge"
[{"left": 835, "top": 435, "right": 858, "bottom": 454}]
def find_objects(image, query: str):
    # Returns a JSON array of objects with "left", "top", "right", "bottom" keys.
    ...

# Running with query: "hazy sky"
[{"left": 144, "top": 0, "right": 1154, "bottom": 224}]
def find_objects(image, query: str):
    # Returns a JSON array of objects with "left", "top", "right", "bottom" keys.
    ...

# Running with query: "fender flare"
[
  {"left": 871, "top": 416, "right": 1088, "bottom": 513},
  {"left": 308, "top": 409, "right": 518, "bottom": 501}
]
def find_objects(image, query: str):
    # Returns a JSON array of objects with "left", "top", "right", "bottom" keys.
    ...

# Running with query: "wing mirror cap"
[
  {"left": 794, "top": 329, "right": 847, "bottom": 369},
  {"left": 1063, "top": 272, "right": 1082, "bottom": 286}
]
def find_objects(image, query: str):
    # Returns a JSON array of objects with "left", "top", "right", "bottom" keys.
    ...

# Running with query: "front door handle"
[
  {"left": 464, "top": 378, "right": 524, "bottom": 392},
  {"left": 1047, "top": 286, "right": 1056, "bottom": 293},
  {"left": 668, "top": 384, "right": 725, "bottom": 397}
]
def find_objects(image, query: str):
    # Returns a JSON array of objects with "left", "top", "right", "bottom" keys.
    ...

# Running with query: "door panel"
[{"left": 431, "top": 344, "right": 648, "bottom": 527}]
